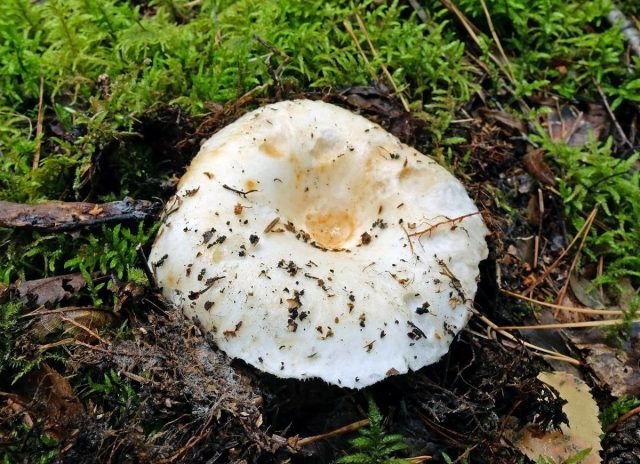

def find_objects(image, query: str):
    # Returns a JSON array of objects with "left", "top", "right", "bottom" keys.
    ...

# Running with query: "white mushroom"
[{"left": 149, "top": 99, "right": 489, "bottom": 389}]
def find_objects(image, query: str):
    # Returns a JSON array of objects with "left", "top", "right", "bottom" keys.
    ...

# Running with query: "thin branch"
[
  {"left": 136, "top": 244, "right": 158, "bottom": 289},
  {"left": 0, "top": 198, "right": 158, "bottom": 232},
  {"left": 294, "top": 419, "right": 370, "bottom": 447},
  {"left": 595, "top": 82, "right": 633, "bottom": 147},
  {"left": 61, "top": 315, "right": 111, "bottom": 345},
  {"left": 479, "top": 0, "right": 514, "bottom": 82},
  {"left": 469, "top": 308, "right": 580, "bottom": 365}
]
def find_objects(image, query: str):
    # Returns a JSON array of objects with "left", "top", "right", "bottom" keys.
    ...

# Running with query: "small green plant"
[
  {"left": 85, "top": 368, "right": 139, "bottom": 419},
  {"left": 337, "top": 397, "right": 409, "bottom": 464},
  {"left": 64, "top": 223, "right": 158, "bottom": 281},
  {"left": 600, "top": 396, "right": 640, "bottom": 429},
  {"left": 0, "top": 422, "right": 59, "bottom": 464},
  {"left": 534, "top": 448, "right": 591, "bottom": 464},
  {"left": 530, "top": 133, "right": 640, "bottom": 286},
  {"left": 0, "top": 301, "right": 22, "bottom": 374}
]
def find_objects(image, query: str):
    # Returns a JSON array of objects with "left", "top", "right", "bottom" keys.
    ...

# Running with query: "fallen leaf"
[
  {"left": 13, "top": 273, "right": 87, "bottom": 309},
  {"left": 515, "top": 371, "right": 602, "bottom": 464},
  {"left": 546, "top": 105, "right": 608, "bottom": 146},
  {"left": 29, "top": 306, "right": 116, "bottom": 341},
  {"left": 522, "top": 148, "right": 557, "bottom": 187},
  {"left": 477, "top": 107, "right": 527, "bottom": 133},
  {"left": 16, "top": 364, "right": 85, "bottom": 440}
]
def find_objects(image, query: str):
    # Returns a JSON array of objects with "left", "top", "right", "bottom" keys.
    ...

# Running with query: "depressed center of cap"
[{"left": 305, "top": 210, "right": 355, "bottom": 249}]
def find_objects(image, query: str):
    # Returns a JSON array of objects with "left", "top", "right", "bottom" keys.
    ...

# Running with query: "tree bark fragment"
[{"left": 0, "top": 198, "right": 158, "bottom": 232}]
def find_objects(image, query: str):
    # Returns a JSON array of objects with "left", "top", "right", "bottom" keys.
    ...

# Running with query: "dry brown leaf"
[
  {"left": 515, "top": 371, "right": 602, "bottom": 464},
  {"left": 522, "top": 148, "right": 557, "bottom": 187},
  {"left": 546, "top": 105, "right": 608, "bottom": 146},
  {"left": 14, "top": 273, "right": 87, "bottom": 308},
  {"left": 30, "top": 307, "right": 116, "bottom": 341},
  {"left": 31, "top": 364, "right": 84, "bottom": 440},
  {"left": 477, "top": 107, "right": 527, "bottom": 132}
]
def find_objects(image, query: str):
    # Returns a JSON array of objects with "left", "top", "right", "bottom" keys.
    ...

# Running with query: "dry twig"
[{"left": 294, "top": 419, "right": 369, "bottom": 447}]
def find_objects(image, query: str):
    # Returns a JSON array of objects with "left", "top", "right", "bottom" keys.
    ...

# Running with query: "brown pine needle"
[
  {"left": 498, "top": 319, "right": 638, "bottom": 330},
  {"left": 61, "top": 315, "right": 111, "bottom": 345},
  {"left": 407, "top": 456, "right": 433, "bottom": 463},
  {"left": 501, "top": 289, "right": 623, "bottom": 315},
  {"left": 355, "top": 14, "right": 410, "bottom": 112},
  {"left": 32, "top": 76, "right": 45, "bottom": 170},
  {"left": 469, "top": 308, "right": 580, "bottom": 365},
  {"left": 343, "top": 20, "right": 376, "bottom": 81},
  {"left": 555, "top": 208, "right": 598, "bottom": 306},
  {"left": 440, "top": 0, "right": 514, "bottom": 85},
  {"left": 479, "top": 0, "right": 515, "bottom": 82},
  {"left": 526, "top": 207, "right": 598, "bottom": 293},
  {"left": 295, "top": 418, "right": 370, "bottom": 447}
]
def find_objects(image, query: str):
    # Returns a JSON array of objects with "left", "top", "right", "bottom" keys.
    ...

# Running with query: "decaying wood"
[{"left": 0, "top": 197, "right": 158, "bottom": 232}]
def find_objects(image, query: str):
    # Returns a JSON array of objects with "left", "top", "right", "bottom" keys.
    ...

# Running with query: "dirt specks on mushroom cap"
[{"left": 149, "top": 99, "right": 489, "bottom": 389}]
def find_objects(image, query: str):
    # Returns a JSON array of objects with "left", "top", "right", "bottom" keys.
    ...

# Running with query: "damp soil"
[{"left": 1, "top": 85, "right": 637, "bottom": 464}]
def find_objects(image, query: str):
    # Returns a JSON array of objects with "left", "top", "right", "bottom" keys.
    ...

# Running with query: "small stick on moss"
[
  {"left": 595, "top": 82, "right": 633, "bottom": 147},
  {"left": 136, "top": 244, "right": 158, "bottom": 289},
  {"left": 293, "top": 418, "right": 370, "bottom": 447},
  {"left": 32, "top": 76, "right": 45, "bottom": 170},
  {"left": 440, "top": 0, "right": 513, "bottom": 85},
  {"left": 253, "top": 34, "right": 291, "bottom": 79}
]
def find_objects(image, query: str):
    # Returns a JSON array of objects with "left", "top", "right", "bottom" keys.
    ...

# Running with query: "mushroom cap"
[{"left": 149, "top": 99, "right": 488, "bottom": 389}]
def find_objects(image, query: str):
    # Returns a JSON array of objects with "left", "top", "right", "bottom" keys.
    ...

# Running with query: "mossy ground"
[{"left": 1, "top": 0, "right": 639, "bottom": 463}]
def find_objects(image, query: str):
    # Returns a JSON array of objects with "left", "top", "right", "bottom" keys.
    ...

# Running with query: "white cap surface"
[{"left": 149, "top": 100, "right": 488, "bottom": 388}]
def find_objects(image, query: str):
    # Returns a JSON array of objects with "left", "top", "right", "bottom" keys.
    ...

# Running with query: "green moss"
[
  {"left": 601, "top": 396, "right": 640, "bottom": 429},
  {"left": 531, "top": 133, "right": 640, "bottom": 286},
  {"left": 441, "top": 0, "right": 627, "bottom": 100}
]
